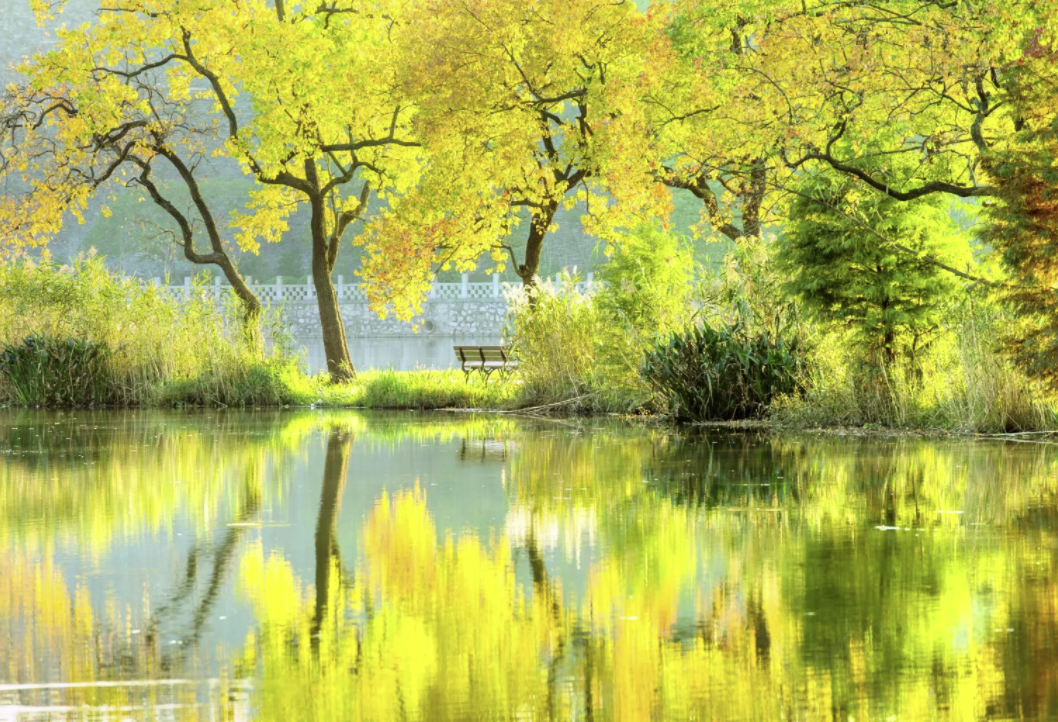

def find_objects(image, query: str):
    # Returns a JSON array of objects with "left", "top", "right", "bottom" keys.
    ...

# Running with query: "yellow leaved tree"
[
  {"left": 1, "top": 0, "right": 421, "bottom": 379},
  {"left": 652, "top": 0, "right": 1058, "bottom": 238},
  {"left": 357, "top": 0, "right": 668, "bottom": 322}
]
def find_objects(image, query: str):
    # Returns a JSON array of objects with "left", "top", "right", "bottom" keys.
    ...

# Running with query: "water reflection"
[{"left": 1, "top": 413, "right": 1057, "bottom": 720}]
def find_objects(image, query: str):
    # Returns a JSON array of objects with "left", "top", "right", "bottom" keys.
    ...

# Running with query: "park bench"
[{"left": 454, "top": 345, "right": 517, "bottom": 381}]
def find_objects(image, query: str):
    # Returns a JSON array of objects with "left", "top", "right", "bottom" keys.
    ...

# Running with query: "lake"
[
  {"left": 298, "top": 336, "right": 502, "bottom": 373},
  {"left": 1, "top": 411, "right": 1055, "bottom": 721}
]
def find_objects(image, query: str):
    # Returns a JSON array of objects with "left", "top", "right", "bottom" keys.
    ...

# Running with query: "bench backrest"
[{"left": 455, "top": 346, "right": 511, "bottom": 363}]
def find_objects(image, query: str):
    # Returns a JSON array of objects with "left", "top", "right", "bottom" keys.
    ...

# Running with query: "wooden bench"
[{"left": 454, "top": 345, "right": 517, "bottom": 381}]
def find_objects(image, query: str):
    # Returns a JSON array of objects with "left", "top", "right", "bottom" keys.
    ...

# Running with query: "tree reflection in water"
[{"left": 2, "top": 413, "right": 1058, "bottom": 720}]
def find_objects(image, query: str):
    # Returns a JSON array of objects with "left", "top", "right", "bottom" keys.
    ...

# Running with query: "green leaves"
[
  {"left": 776, "top": 168, "right": 971, "bottom": 368},
  {"left": 642, "top": 321, "right": 806, "bottom": 421}
]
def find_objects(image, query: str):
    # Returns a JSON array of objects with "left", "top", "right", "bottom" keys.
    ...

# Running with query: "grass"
[
  {"left": 0, "top": 255, "right": 291, "bottom": 407},
  {"left": 770, "top": 326, "right": 1058, "bottom": 434},
  {"left": 0, "top": 257, "right": 522, "bottom": 413},
  {"left": 264, "top": 368, "right": 517, "bottom": 410},
  {"left": 3, "top": 255, "right": 1055, "bottom": 431}
]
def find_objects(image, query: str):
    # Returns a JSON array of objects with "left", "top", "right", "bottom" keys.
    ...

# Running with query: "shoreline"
[{"left": 3, "top": 399, "right": 1056, "bottom": 443}]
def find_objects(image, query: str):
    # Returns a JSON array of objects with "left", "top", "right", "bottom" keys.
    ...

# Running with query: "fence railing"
[{"left": 148, "top": 271, "right": 595, "bottom": 303}]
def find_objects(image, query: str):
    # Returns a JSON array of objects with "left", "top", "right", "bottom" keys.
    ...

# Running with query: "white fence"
[{"left": 150, "top": 271, "right": 595, "bottom": 303}]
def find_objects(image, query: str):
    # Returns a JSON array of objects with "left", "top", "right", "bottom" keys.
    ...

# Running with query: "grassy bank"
[
  {"left": 158, "top": 366, "right": 518, "bottom": 410},
  {"left": 2, "top": 257, "right": 1056, "bottom": 432},
  {"left": 0, "top": 257, "right": 517, "bottom": 412}
]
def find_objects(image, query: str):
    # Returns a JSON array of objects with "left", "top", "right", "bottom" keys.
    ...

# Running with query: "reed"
[{"left": 0, "top": 256, "right": 289, "bottom": 407}]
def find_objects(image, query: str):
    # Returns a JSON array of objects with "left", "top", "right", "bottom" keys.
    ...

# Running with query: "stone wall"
[{"left": 284, "top": 299, "right": 509, "bottom": 339}]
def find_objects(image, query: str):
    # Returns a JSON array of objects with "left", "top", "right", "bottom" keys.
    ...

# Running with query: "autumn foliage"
[{"left": 5, "top": 1, "right": 1058, "bottom": 388}]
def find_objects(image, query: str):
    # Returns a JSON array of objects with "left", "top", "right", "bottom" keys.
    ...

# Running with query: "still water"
[
  {"left": 1, "top": 411, "right": 1056, "bottom": 721},
  {"left": 299, "top": 336, "right": 501, "bottom": 373}
]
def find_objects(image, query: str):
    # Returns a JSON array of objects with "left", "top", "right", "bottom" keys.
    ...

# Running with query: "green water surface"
[{"left": 0, "top": 411, "right": 1055, "bottom": 721}]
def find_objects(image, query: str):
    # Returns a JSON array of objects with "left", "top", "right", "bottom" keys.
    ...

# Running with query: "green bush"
[
  {"left": 776, "top": 168, "right": 971, "bottom": 369},
  {"left": 0, "top": 335, "right": 114, "bottom": 407},
  {"left": 642, "top": 322, "right": 807, "bottom": 421},
  {"left": 595, "top": 225, "right": 695, "bottom": 351}
]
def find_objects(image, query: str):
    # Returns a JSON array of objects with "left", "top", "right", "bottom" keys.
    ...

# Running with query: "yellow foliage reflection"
[
  {"left": 5, "top": 412, "right": 1058, "bottom": 720},
  {"left": 237, "top": 427, "right": 1058, "bottom": 721}
]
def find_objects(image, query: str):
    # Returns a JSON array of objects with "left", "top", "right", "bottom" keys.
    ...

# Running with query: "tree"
[
  {"left": 776, "top": 170, "right": 971, "bottom": 368},
  {"left": 357, "top": 0, "right": 665, "bottom": 321},
  {"left": 658, "top": 1, "right": 1058, "bottom": 203},
  {"left": 1, "top": 0, "right": 420, "bottom": 381},
  {"left": 646, "top": 0, "right": 1058, "bottom": 256},
  {"left": 0, "top": 21, "right": 265, "bottom": 338},
  {"left": 647, "top": 2, "right": 775, "bottom": 243},
  {"left": 981, "top": 62, "right": 1058, "bottom": 389}
]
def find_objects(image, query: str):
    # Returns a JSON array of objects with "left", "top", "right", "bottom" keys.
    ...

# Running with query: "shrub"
[
  {"left": 504, "top": 226, "right": 697, "bottom": 414},
  {"left": 699, "top": 239, "right": 808, "bottom": 343},
  {"left": 771, "top": 294, "right": 1058, "bottom": 433},
  {"left": 594, "top": 224, "right": 695, "bottom": 364},
  {"left": 642, "top": 321, "right": 807, "bottom": 421},
  {"left": 0, "top": 335, "right": 114, "bottom": 408}
]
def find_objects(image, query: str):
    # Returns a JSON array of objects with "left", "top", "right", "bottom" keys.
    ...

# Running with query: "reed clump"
[
  {"left": 770, "top": 300, "right": 1058, "bottom": 434},
  {"left": 0, "top": 256, "right": 296, "bottom": 407}
]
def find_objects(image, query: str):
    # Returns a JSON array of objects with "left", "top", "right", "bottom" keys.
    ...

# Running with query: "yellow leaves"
[
  {"left": 232, "top": 186, "right": 298, "bottom": 254},
  {"left": 29, "top": 0, "right": 61, "bottom": 26}
]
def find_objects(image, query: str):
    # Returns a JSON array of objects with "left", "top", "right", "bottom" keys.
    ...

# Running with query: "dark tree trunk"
[
  {"left": 311, "top": 236, "right": 355, "bottom": 382},
  {"left": 667, "top": 159, "right": 768, "bottom": 243},
  {"left": 881, "top": 296, "right": 896, "bottom": 368},
  {"left": 884, "top": 329, "right": 897, "bottom": 367},
  {"left": 519, "top": 202, "right": 560, "bottom": 287},
  {"left": 307, "top": 162, "right": 356, "bottom": 382},
  {"left": 216, "top": 258, "right": 263, "bottom": 350},
  {"left": 313, "top": 427, "right": 351, "bottom": 655},
  {"left": 739, "top": 161, "right": 768, "bottom": 240},
  {"left": 136, "top": 156, "right": 264, "bottom": 352}
]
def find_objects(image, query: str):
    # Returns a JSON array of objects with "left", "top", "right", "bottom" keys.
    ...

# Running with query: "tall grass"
[
  {"left": 504, "top": 274, "right": 606, "bottom": 409},
  {"left": 0, "top": 257, "right": 517, "bottom": 411},
  {"left": 504, "top": 227, "right": 695, "bottom": 415},
  {"left": 771, "top": 304, "right": 1057, "bottom": 433},
  {"left": 504, "top": 274, "right": 654, "bottom": 414},
  {"left": 0, "top": 256, "right": 295, "bottom": 407}
]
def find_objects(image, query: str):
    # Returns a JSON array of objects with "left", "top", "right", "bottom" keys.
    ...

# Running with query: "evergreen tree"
[{"left": 777, "top": 171, "right": 971, "bottom": 368}]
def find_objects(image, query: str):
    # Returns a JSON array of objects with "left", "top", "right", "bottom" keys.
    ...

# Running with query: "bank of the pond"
[
  {"left": 152, "top": 364, "right": 520, "bottom": 410},
  {"left": 158, "top": 369, "right": 1058, "bottom": 440},
  {"left": 6, "top": 365, "right": 1058, "bottom": 439},
  {"left": 4, "top": 350, "right": 1058, "bottom": 438}
]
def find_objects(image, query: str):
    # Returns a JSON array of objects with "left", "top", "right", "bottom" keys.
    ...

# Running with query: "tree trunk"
[
  {"left": 880, "top": 296, "right": 896, "bottom": 368},
  {"left": 136, "top": 159, "right": 265, "bottom": 352},
  {"left": 740, "top": 161, "right": 768, "bottom": 240},
  {"left": 216, "top": 259, "right": 263, "bottom": 352},
  {"left": 308, "top": 181, "right": 356, "bottom": 382},
  {"left": 313, "top": 427, "right": 351, "bottom": 655},
  {"left": 519, "top": 202, "right": 559, "bottom": 287},
  {"left": 670, "top": 161, "right": 767, "bottom": 243}
]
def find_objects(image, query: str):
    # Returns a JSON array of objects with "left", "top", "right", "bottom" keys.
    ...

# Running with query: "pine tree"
[{"left": 777, "top": 171, "right": 970, "bottom": 368}]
